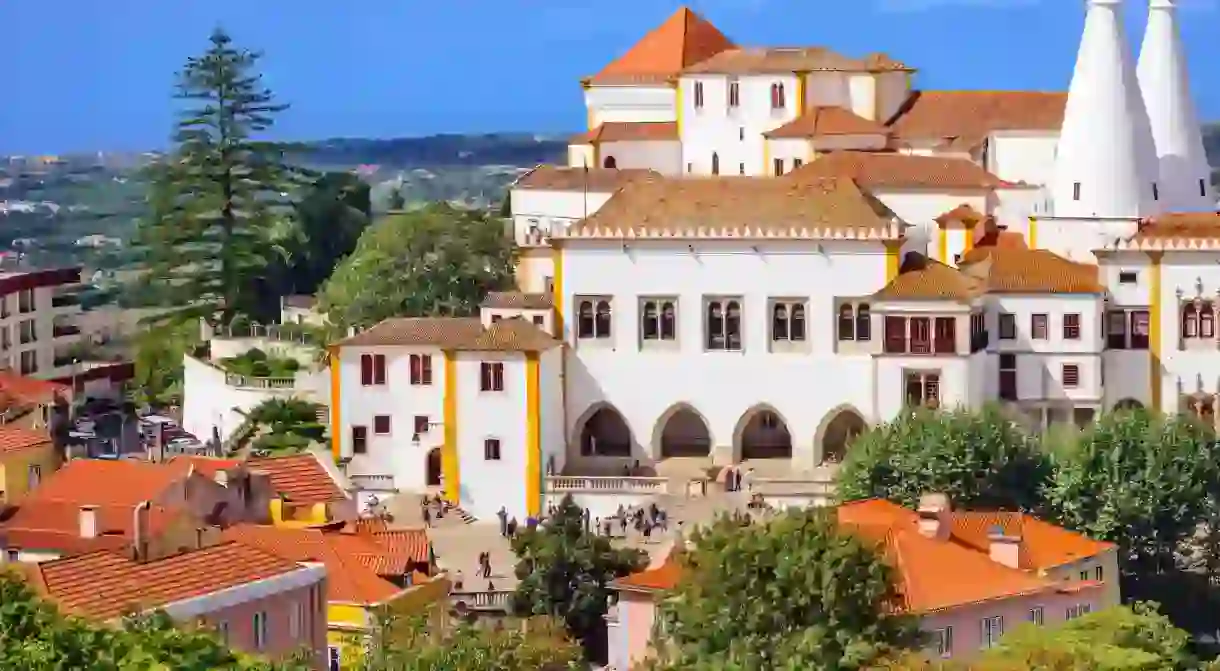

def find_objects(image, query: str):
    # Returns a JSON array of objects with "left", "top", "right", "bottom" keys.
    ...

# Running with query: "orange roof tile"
[
  {"left": 684, "top": 47, "right": 910, "bottom": 75},
  {"left": 571, "top": 122, "right": 680, "bottom": 144},
  {"left": 166, "top": 455, "right": 242, "bottom": 480},
  {"left": 589, "top": 7, "right": 735, "bottom": 85},
  {"left": 0, "top": 371, "right": 69, "bottom": 412},
  {"left": 975, "top": 230, "right": 1029, "bottom": 249},
  {"left": 246, "top": 453, "right": 348, "bottom": 505},
  {"left": 788, "top": 151, "right": 1010, "bottom": 191},
  {"left": 514, "top": 166, "right": 661, "bottom": 191},
  {"left": 22, "top": 541, "right": 308, "bottom": 620},
  {"left": 336, "top": 316, "right": 559, "bottom": 352},
  {"left": 1130, "top": 211, "right": 1220, "bottom": 243},
  {"left": 222, "top": 524, "right": 421, "bottom": 605},
  {"left": 20, "top": 459, "right": 188, "bottom": 507},
  {"left": 2, "top": 501, "right": 186, "bottom": 553},
  {"left": 959, "top": 246, "right": 1104, "bottom": 295},
  {"left": 0, "top": 425, "right": 51, "bottom": 456},
  {"left": 764, "top": 106, "right": 889, "bottom": 139},
  {"left": 872, "top": 253, "right": 983, "bottom": 303},
  {"left": 614, "top": 499, "right": 1113, "bottom": 613},
  {"left": 935, "top": 203, "right": 992, "bottom": 228},
  {"left": 887, "top": 90, "right": 1067, "bottom": 150}
]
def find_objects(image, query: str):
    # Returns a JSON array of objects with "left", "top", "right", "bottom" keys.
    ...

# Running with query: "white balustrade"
[{"left": 544, "top": 476, "right": 668, "bottom": 494}]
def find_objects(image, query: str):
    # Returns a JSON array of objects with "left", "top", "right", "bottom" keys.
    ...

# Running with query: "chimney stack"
[
  {"left": 1051, "top": 0, "right": 1160, "bottom": 219},
  {"left": 132, "top": 501, "right": 150, "bottom": 562},
  {"left": 987, "top": 525, "right": 1022, "bottom": 569},
  {"left": 916, "top": 493, "right": 951, "bottom": 541},
  {"left": 78, "top": 505, "right": 98, "bottom": 539},
  {"left": 1137, "top": 0, "right": 1217, "bottom": 211}
]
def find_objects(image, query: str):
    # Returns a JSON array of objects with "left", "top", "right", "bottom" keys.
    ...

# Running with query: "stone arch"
[
  {"left": 1113, "top": 398, "right": 1143, "bottom": 412},
  {"left": 602, "top": 155, "right": 617, "bottom": 169},
  {"left": 425, "top": 447, "right": 442, "bottom": 487},
  {"left": 651, "top": 403, "right": 713, "bottom": 459},
  {"left": 571, "top": 402, "right": 633, "bottom": 457},
  {"left": 733, "top": 404, "right": 793, "bottom": 461},
  {"left": 814, "top": 405, "right": 868, "bottom": 465}
]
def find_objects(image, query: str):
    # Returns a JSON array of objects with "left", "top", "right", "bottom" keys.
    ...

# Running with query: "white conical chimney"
[
  {"left": 1137, "top": 0, "right": 1216, "bottom": 212},
  {"left": 1051, "top": 0, "right": 1161, "bottom": 219}
]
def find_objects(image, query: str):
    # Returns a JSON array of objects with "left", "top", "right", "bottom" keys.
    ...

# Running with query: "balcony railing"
[
  {"left": 349, "top": 473, "right": 396, "bottom": 491},
  {"left": 544, "top": 476, "right": 668, "bottom": 494},
  {"left": 52, "top": 324, "right": 80, "bottom": 338},
  {"left": 223, "top": 373, "right": 296, "bottom": 390},
  {"left": 448, "top": 590, "right": 511, "bottom": 612}
]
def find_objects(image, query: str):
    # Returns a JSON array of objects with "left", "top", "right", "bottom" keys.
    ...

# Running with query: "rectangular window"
[
  {"left": 1031, "top": 314, "right": 1048, "bottom": 340},
  {"left": 360, "top": 354, "right": 373, "bottom": 385},
  {"left": 18, "top": 289, "right": 33, "bottom": 314},
  {"left": 1118, "top": 271, "right": 1138, "bottom": 284},
  {"left": 480, "top": 362, "right": 505, "bottom": 391},
  {"left": 1062, "top": 364, "right": 1080, "bottom": 388},
  {"left": 705, "top": 298, "right": 743, "bottom": 351},
  {"left": 738, "top": 163, "right": 745, "bottom": 175},
  {"left": 217, "top": 621, "right": 229, "bottom": 644},
  {"left": 19, "top": 350, "right": 37, "bottom": 376},
  {"left": 576, "top": 297, "right": 613, "bottom": 340},
  {"left": 414, "top": 415, "right": 430, "bottom": 435},
  {"left": 728, "top": 79, "right": 740, "bottom": 108},
  {"left": 773, "top": 158, "right": 784, "bottom": 176},
  {"left": 1029, "top": 607, "right": 1044, "bottom": 626},
  {"left": 352, "top": 426, "right": 368, "bottom": 454},
  {"left": 1073, "top": 182, "right": 1081, "bottom": 201},
  {"left": 1202, "top": 178, "right": 1209, "bottom": 198},
  {"left": 980, "top": 615, "right": 1004, "bottom": 648},
  {"left": 1130, "top": 310, "right": 1149, "bottom": 349},
  {"left": 640, "top": 298, "right": 678, "bottom": 343},
  {"left": 410, "top": 354, "right": 433, "bottom": 385},
  {"left": 532, "top": 315, "right": 544, "bottom": 326},
  {"left": 793, "top": 158, "right": 803, "bottom": 169},
  {"left": 909, "top": 317, "right": 931, "bottom": 354},
  {"left": 1106, "top": 310, "right": 1128, "bottom": 349},
  {"left": 373, "top": 415, "right": 391, "bottom": 435},
  {"left": 693, "top": 81, "right": 704, "bottom": 108},
  {"left": 1095, "top": 565, "right": 1104, "bottom": 581},
  {"left": 970, "top": 312, "right": 988, "bottom": 352},
  {"left": 484, "top": 438, "right": 501, "bottom": 461},
  {"left": 1080, "top": 570, "right": 1089, "bottom": 581},
  {"left": 905, "top": 371, "right": 940, "bottom": 407},
  {"left": 18, "top": 319, "right": 34, "bottom": 345},
  {"left": 884, "top": 316, "right": 907, "bottom": 353},
  {"left": 999, "top": 353, "right": 1017, "bottom": 401},
  {"left": 253, "top": 611, "right": 267, "bottom": 650},
  {"left": 373, "top": 354, "right": 386, "bottom": 384},
  {"left": 289, "top": 600, "right": 302, "bottom": 639},
  {"left": 999, "top": 313, "right": 1016, "bottom": 340},
  {"left": 329, "top": 647, "right": 341, "bottom": 671},
  {"left": 1063, "top": 313, "right": 1081, "bottom": 340},
  {"left": 770, "top": 300, "right": 806, "bottom": 342},
  {"left": 933, "top": 627, "right": 953, "bottom": 658},
  {"left": 933, "top": 317, "right": 955, "bottom": 354}
]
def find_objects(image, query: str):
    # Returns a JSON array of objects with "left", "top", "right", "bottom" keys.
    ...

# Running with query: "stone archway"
[
  {"left": 575, "top": 404, "right": 632, "bottom": 457},
  {"left": 817, "top": 408, "right": 867, "bottom": 465},
  {"left": 734, "top": 405, "right": 792, "bottom": 460},
  {"left": 653, "top": 404, "right": 712, "bottom": 458},
  {"left": 425, "top": 447, "right": 442, "bottom": 487}
]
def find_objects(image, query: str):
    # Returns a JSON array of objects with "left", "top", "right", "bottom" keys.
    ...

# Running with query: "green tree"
[
  {"left": 837, "top": 405, "right": 1047, "bottom": 510},
  {"left": 1042, "top": 409, "right": 1216, "bottom": 577},
  {"left": 0, "top": 571, "right": 305, "bottom": 670},
  {"left": 131, "top": 321, "right": 198, "bottom": 408},
  {"left": 275, "top": 171, "right": 371, "bottom": 298},
  {"left": 387, "top": 184, "right": 407, "bottom": 210},
  {"left": 651, "top": 508, "right": 922, "bottom": 670},
  {"left": 356, "top": 612, "right": 582, "bottom": 671},
  {"left": 510, "top": 495, "right": 646, "bottom": 658},
  {"left": 133, "top": 27, "right": 308, "bottom": 326},
  {"left": 246, "top": 397, "right": 327, "bottom": 456},
  {"left": 318, "top": 203, "right": 516, "bottom": 329}
]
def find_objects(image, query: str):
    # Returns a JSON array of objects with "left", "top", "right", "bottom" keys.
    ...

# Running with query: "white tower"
[
  {"left": 1137, "top": 0, "right": 1216, "bottom": 212},
  {"left": 1051, "top": 0, "right": 1161, "bottom": 219}
]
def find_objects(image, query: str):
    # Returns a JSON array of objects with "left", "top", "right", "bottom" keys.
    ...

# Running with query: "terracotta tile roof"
[
  {"left": 222, "top": 524, "right": 422, "bottom": 605},
  {"left": 887, "top": 90, "right": 1067, "bottom": 151},
  {"left": 564, "top": 176, "right": 905, "bottom": 239},
  {"left": 246, "top": 453, "right": 347, "bottom": 505},
  {"left": 283, "top": 294, "right": 316, "bottom": 309},
  {"left": 571, "top": 122, "right": 680, "bottom": 144},
  {"left": 959, "top": 246, "right": 1104, "bottom": 295},
  {"left": 588, "top": 7, "right": 735, "bottom": 85},
  {"left": 613, "top": 499, "right": 1112, "bottom": 613},
  {"left": 935, "top": 203, "right": 992, "bottom": 227},
  {"left": 337, "top": 317, "right": 559, "bottom": 352},
  {"left": 0, "top": 371, "right": 69, "bottom": 406},
  {"left": 2, "top": 501, "right": 184, "bottom": 549},
  {"left": 788, "top": 151, "right": 1010, "bottom": 191},
  {"left": 166, "top": 455, "right": 242, "bottom": 480},
  {"left": 513, "top": 166, "right": 661, "bottom": 191},
  {"left": 1, "top": 528, "right": 131, "bottom": 555},
  {"left": 1130, "top": 212, "right": 1220, "bottom": 243},
  {"left": 764, "top": 106, "right": 889, "bottom": 139},
  {"left": 872, "top": 253, "right": 983, "bottom": 302},
  {"left": 0, "top": 425, "right": 51, "bottom": 456},
  {"left": 20, "top": 459, "right": 187, "bottom": 507},
  {"left": 480, "top": 291, "right": 553, "bottom": 310},
  {"left": 684, "top": 47, "right": 910, "bottom": 75},
  {"left": 975, "top": 230, "right": 1029, "bottom": 249},
  {"left": 21, "top": 541, "right": 308, "bottom": 620}
]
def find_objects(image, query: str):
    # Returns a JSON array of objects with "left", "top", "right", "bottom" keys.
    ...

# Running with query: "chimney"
[
  {"left": 132, "top": 500, "right": 150, "bottom": 562},
  {"left": 1137, "top": 0, "right": 1217, "bottom": 211},
  {"left": 987, "top": 525, "right": 1023, "bottom": 570},
  {"left": 916, "top": 493, "right": 951, "bottom": 541},
  {"left": 1051, "top": 0, "right": 1160, "bottom": 219},
  {"left": 78, "top": 505, "right": 98, "bottom": 538}
]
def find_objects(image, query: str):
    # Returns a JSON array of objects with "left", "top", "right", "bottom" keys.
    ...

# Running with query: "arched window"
[
  {"left": 837, "top": 304, "right": 855, "bottom": 341},
  {"left": 769, "top": 83, "right": 778, "bottom": 109},
  {"left": 725, "top": 301, "right": 742, "bottom": 350},
  {"left": 641, "top": 301, "right": 659, "bottom": 340},
  {"left": 577, "top": 300, "right": 595, "bottom": 339},
  {"left": 711, "top": 152, "right": 719, "bottom": 176},
  {"left": 594, "top": 300, "right": 612, "bottom": 339},
  {"left": 856, "top": 303, "right": 872, "bottom": 341},
  {"left": 791, "top": 304, "right": 806, "bottom": 341},
  {"left": 772, "top": 304, "right": 789, "bottom": 340},
  {"left": 660, "top": 302, "right": 676, "bottom": 340},
  {"left": 603, "top": 155, "right": 617, "bottom": 169},
  {"left": 707, "top": 301, "right": 724, "bottom": 350},
  {"left": 1183, "top": 302, "right": 1214, "bottom": 340},
  {"left": 774, "top": 83, "right": 786, "bottom": 109}
]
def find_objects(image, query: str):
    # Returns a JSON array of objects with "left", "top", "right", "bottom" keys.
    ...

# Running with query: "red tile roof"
[
  {"left": 21, "top": 459, "right": 186, "bottom": 507},
  {"left": 20, "top": 541, "right": 308, "bottom": 620},
  {"left": 0, "top": 425, "right": 51, "bottom": 456},
  {"left": 246, "top": 453, "right": 348, "bottom": 505},
  {"left": 2, "top": 501, "right": 185, "bottom": 553},
  {"left": 0, "top": 371, "right": 69, "bottom": 406},
  {"left": 571, "top": 122, "right": 680, "bottom": 144},
  {"left": 166, "top": 455, "right": 242, "bottom": 480},
  {"left": 588, "top": 7, "right": 735, "bottom": 85},
  {"left": 887, "top": 90, "right": 1067, "bottom": 151},
  {"left": 788, "top": 151, "right": 1011, "bottom": 191},
  {"left": 764, "top": 106, "right": 889, "bottom": 139}
]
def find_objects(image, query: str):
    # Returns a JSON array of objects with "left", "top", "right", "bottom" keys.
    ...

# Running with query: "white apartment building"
[
  {"left": 319, "top": 0, "right": 1219, "bottom": 521},
  {"left": 0, "top": 267, "right": 87, "bottom": 382}
]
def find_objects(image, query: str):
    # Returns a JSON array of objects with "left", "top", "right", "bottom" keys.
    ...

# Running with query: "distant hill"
[{"left": 296, "top": 133, "right": 568, "bottom": 169}]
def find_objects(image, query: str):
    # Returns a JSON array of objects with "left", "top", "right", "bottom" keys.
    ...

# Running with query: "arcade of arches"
[
  {"left": 658, "top": 407, "right": 712, "bottom": 458},
  {"left": 820, "top": 409, "right": 866, "bottom": 464},
  {"left": 737, "top": 409, "right": 792, "bottom": 460},
  {"left": 579, "top": 407, "right": 633, "bottom": 457}
]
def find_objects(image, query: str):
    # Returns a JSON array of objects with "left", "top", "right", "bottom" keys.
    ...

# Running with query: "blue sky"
[{"left": 1, "top": 0, "right": 1216, "bottom": 155}]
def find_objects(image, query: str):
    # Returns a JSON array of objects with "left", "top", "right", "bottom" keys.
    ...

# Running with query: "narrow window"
[
  {"left": 1073, "top": 182, "right": 1081, "bottom": 200},
  {"left": 1152, "top": 182, "right": 1159, "bottom": 201},
  {"left": 772, "top": 304, "right": 789, "bottom": 341},
  {"left": 694, "top": 81, "right": 704, "bottom": 109},
  {"left": 725, "top": 301, "right": 742, "bottom": 350},
  {"left": 837, "top": 304, "right": 855, "bottom": 341},
  {"left": 373, "top": 415, "right": 391, "bottom": 435},
  {"left": 793, "top": 158, "right": 803, "bottom": 169},
  {"left": 1031, "top": 314, "right": 1048, "bottom": 340},
  {"left": 420, "top": 354, "right": 433, "bottom": 384},
  {"left": 1107, "top": 311, "right": 1128, "bottom": 349},
  {"left": 352, "top": 426, "right": 368, "bottom": 454},
  {"left": 1130, "top": 310, "right": 1150, "bottom": 349},
  {"left": 254, "top": 611, "right": 267, "bottom": 650},
  {"left": 773, "top": 158, "right": 784, "bottom": 176},
  {"left": 1062, "top": 364, "right": 1080, "bottom": 388},
  {"left": 707, "top": 301, "right": 724, "bottom": 349},
  {"left": 856, "top": 304, "right": 871, "bottom": 341},
  {"left": 711, "top": 152, "right": 719, "bottom": 176},
  {"left": 1029, "top": 607, "right": 1044, "bottom": 626},
  {"left": 910, "top": 317, "right": 931, "bottom": 354},
  {"left": 484, "top": 438, "right": 501, "bottom": 461},
  {"left": 577, "top": 300, "right": 594, "bottom": 338},
  {"left": 1063, "top": 313, "right": 1081, "bottom": 340},
  {"left": 738, "top": 163, "right": 745, "bottom": 175},
  {"left": 999, "top": 353, "right": 1017, "bottom": 401},
  {"left": 738, "top": 127, "right": 744, "bottom": 141},
  {"left": 642, "top": 301, "right": 659, "bottom": 340},
  {"left": 728, "top": 80, "right": 740, "bottom": 108},
  {"left": 1202, "top": 178, "right": 1208, "bottom": 197},
  {"left": 409, "top": 354, "right": 422, "bottom": 385},
  {"left": 885, "top": 316, "right": 907, "bottom": 354},
  {"left": 935, "top": 627, "right": 953, "bottom": 658},
  {"left": 360, "top": 354, "right": 373, "bottom": 386},
  {"left": 999, "top": 313, "right": 1016, "bottom": 340},
  {"left": 594, "top": 300, "right": 612, "bottom": 338},
  {"left": 372, "top": 354, "right": 386, "bottom": 385},
  {"left": 790, "top": 304, "right": 806, "bottom": 341},
  {"left": 660, "top": 301, "right": 676, "bottom": 340},
  {"left": 933, "top": 317, "right": 956, "bottom": 354}
]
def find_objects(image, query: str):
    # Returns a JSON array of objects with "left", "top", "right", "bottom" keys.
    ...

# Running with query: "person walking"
[
  {"left": 422, "top": 506, "right": 431, "bottom": 527},
  {"left": 497, "top": 507, "right": 508, "bottom": 537}
]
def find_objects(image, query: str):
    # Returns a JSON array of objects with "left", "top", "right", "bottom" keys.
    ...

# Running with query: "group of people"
[
  {"left": 420, "top": 493, "right": 446, "bottom": 526},
  {"left": 590, "top": 502, "right": 670, "bottom": 544},
  {"left": 723, "top": 465, "right": 754, "bottom": 492}
]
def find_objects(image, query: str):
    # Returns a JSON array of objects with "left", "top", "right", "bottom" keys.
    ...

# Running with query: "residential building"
[
  {"left": 16, "top": 541, "right": 327, "bottom": 664},
  {"left": 605, "top": 495, "right": 1118, "bottom": 667},
  {"left": 0, "top": 424, "right": 58, "bottom": 506},
  {"left": 222, "top": 522, "right": 442, "bottom": 668},
  {"left": 0, "top": 267, "right": 86, "bottom": 381},
  {"left": 244, "top": 452, "right": 358, "bottom": 527}
]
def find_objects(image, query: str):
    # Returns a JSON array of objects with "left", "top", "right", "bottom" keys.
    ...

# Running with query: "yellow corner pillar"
[
  {"left": 1027, "top": 216, "right": 1039, "bottom": 248},
  {"left": 796, "top": 72, "right": 808, "bottom": 116},
  {"left": 1148, "top": 252, "right": 1163, "bottom": 412},
  {"left": 674, "top": 81, "right": 683, "bottom": 136},
  {"left": 328, "top": 346, "right": 341, "bottom": 462},
  {"left": 936, "top": 227, "right": 948, "bottom": 264},
  {"left": 525, "top": 353, "right": 542, "bottom": 518},
  {"left": 551, "top": 245, "right": 565, "bottom": 336},
  {"left": 963, "top": 223, "right": 976, "bottom": 252},
  {"left": 442, "top": 352, "right": 460, "bottom": 504},
  {"left": 884, "top": 240, "right": 903, "bottom": 282}
]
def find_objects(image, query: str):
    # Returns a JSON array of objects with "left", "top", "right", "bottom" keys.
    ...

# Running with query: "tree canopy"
[
  {"left": 649, "top": 508, "right": 922, "bottom": 671},
  {"left": 274, "top": 171, "right": 371, "bottom": 298},
  {"left": 356, "top": 612, "right": 582, "bottom": 671},
  {"left": 318, "top": 203, "right": 516, "bottom": 329},
  {"left": 836, "top": 405, "right": 1047, "bottom": 511},
  {"left": 130, "top": 320, "right": 198, "bottom": 408},
  {"left": 510, "top": 495, "right": 646, "bottom": 659},
  {"left": 0, "top": 571, "right": 305, "bottom": 670}
]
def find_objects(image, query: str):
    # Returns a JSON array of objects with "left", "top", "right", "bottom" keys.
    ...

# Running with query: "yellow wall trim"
[
  {"left": 763, "top": 141, "right": 771, "bottom": 176},
  {"left": 328, "top": 347, "right": 341, "bottom": 462},
  {"left": 884, "top": 241, "right": 903, "bottom": 282},
  {"left": 796, "top": 72, "right": 807, "bottom": 116},
  {"left": 963, "top": 225, "right": 976, "bottom": 252},
  {"left": 674, "top": 82, "right": 683, "bottom": 136},
  {"left": 592, "top": 142, "right": 601, "bottom": 170},
  {"left": 936, "top": 228, "right": 948, "bottom": 264},
  {"left": 1027, "top": 216, "right": 1038, "bottom": 248},
  {"left": 552, "top": 246, "right": 565, "bottom": 336},
  {"left": 1148, "top": 251, "right": 1163, "bottom": 411},
  {"left": 442, "top": 353, "right": 459, "bottom": 504},
  {"left": 525, "top": 353, "right": 541, "bottom": 517}
]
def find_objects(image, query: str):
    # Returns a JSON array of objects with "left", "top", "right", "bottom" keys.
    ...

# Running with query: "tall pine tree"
[{"left": 134, "top": 27, "right": 307, "bottom": 325}]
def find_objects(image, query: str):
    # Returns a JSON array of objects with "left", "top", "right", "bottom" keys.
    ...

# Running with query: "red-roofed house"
[
  {"left": 606, "top": 496, "right": 1117, "bottom": 667},
  {"left": 0, "top": 424, "right": 58, "bottom": 507},
  {"left": 18, "top": 541, "right": 327, "bottom": 663},
  {"left": 246, "top": 452, "right": 356, "bottom": 528}
]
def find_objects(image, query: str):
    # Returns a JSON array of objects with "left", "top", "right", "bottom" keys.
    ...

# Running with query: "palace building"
[{"left": 327, "top": 0, "right": 1218, "bottom": 522}]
